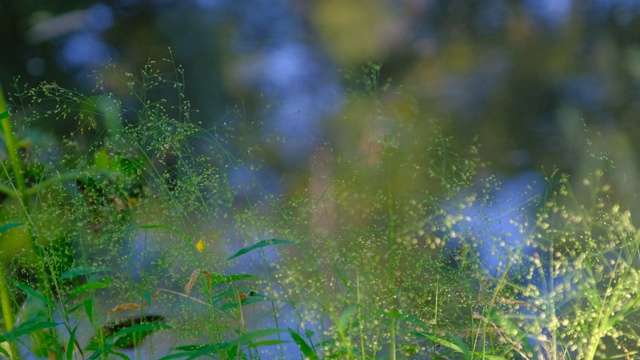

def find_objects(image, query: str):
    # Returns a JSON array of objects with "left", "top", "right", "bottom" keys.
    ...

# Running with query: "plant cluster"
[{"left": 0, "top": 61, "right": 639, "bottom": 360}]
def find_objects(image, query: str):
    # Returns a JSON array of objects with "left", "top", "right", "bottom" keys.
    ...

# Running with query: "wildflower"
[{"left": 196, "top": 239, "right": 205, "bottom": 252}]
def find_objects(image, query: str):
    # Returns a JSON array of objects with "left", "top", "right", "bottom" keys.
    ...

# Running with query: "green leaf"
[
  {"left": 227, "top": 239, "right": 295, "bottom": 261},
  {"left": 337, "top": 304, "right": 358, "bottom": 333},
  {"left": 248, "top": 339, "right": 289, "bottom": 348},
  {"left": 0, "top": 345, "right": 10, "bottom": 358},
  {"left": 158, "top": 343, "right": 228, "bottom": 359},
  {"left": 66, "top": 327, "right": 78, "bottom": 360},
  {"left": 226, "top": 328, "right": 288, "bottom": 349},
  {"left": 289, "top": 329, "right": 318, "bottom": 360},
  {"left": 333, "top": 264, "right": 351, "bottom": 292},
  {"left": 0, "top": 111, "right": 8, "bottom": 120},
  {"left": 0, "top": 222, "right": 24, "bottom": 234},
  {"left": 59, "top": 266, "right": 111, "bottom": 280},
  {"left": 0, "top": 318, "right": 59, "bottom": 342},
  {"left": 106, "top": 320, "right": 171, "bottom": 349},
  {"left": 414, "top": 332, "right": 471, "bottom": 359},
  {"left": 10, "top": 279, "right": 56, "bottom": 308},
  {"left": 84, "top": 298, "right": 94, "bottom": 324},
  {"left": 208, "top": 273, "right": 255, "bottom": 286},
  {"left": 65, "top": 278, "right": 110, "bottom": 304}
]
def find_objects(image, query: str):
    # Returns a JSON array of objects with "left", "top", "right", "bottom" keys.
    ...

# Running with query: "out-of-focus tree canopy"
[{"left": 3, "top": 0, "right": 640, "bottom": 204}]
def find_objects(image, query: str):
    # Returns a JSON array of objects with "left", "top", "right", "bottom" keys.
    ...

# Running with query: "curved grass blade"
[
  {"left": 0, "top": 318, "right": 59, "bottom": 342},
  {"left": 10, "top": 278, "right": 56, "bottom": 308},
  {"left": 66, "top": 326, "right": 78, "bottom": 360},
  {"left": 289, "top": 328, "right": 318, "bottom": 360},
  {"left": 227, "top": 239, "right": 295, "bottom": 261},
  {"left": 414, "top": 331, "right": 472, "bottom": 360},
  {"left": 337, "top": 304, "right": 358, "bottom": 333},
  {"left": 64, "top": 277, "right": 110, "bottom": 304},
  {"left": 0, "top": 222, "right": 24, "bottom": 234},
  {"left": 58, "top": 266, "right": 111, "bottom": 280},
  {"left": 105, "top": 316, "right": 169, "bottom": 349}
]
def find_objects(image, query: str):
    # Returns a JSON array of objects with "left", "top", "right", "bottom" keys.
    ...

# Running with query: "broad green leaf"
[
  {"left": 248, "top": 339, "right": 289, "bottom": 348},
  {"left": 337, "top": 304, "right": 358, "bottom": 333},
  {"left": 0, "top": 222, "right": 24, "bottom": 234},
  {"left": 0, "top": 344, "right": 10, "bottom": 358},
  {"left": 226, "top": 328, "right": 288, "bottom": 349},
  {"left": 158, "top": 343, "right": 227, "bottom": 359},
  {"left": 10, "top": 279, "right": 56, "bottom": 308},
  {"left": 59, "top": 266, "right": 111, "bottom": 280},
  {"left": 0, "top": 318, "right": 59, "bottom": 342},
  {"left": 414, "top": 332, "right": 471, "bottom": 359},
  {"left": 227, "top": 239, "right": 295, "bottom": 260},
  {"left": 107, "top": 321, "right": 171, "bottom": 349},
  {"left": 289, "top": 329, "right": 318, "bottom": 360},
  {"left": 84, "top": 298, "right": 94, "bottom": 324},
  {"left": 208, "top": 273, "right": 255, "bottom": 285},
  {"left": 66, "top": 327, "right": 78, "bottom": 360},
  {"left": 64, "top": 278, "right": 110, "bottom": 304}
]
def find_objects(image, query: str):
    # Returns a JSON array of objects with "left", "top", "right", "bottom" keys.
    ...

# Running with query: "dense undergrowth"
[{"left": 0, "top": 59, "right": 639, "bottom": 360}]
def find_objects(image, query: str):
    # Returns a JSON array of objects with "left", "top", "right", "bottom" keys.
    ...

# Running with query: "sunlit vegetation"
[{"left": 1, "top": 61, "right": 639, "bottom": 360}]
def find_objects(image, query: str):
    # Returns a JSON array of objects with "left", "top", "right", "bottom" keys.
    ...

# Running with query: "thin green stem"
[
  {"left": 356, "top": 271, "right": 365, "bottom": 359},
  {"left": 0, "top": 83, "right": 22, "bottom": 360}
]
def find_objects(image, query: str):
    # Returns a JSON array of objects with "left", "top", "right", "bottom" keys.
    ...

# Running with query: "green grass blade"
[
  {"left": 0, "top": 318, "right": 59, "bottom": 341},
  {"left": 0, "top": 222, "right": 24, "bottom": 234},
  {"left": 226, "top": 328, "right": 288, "bottom": 348},
  {"left": 64, "top": 278, "right": 111, "bottom": 304},
  {"left": 227, "top": 239, "right": 296, "bottom": 261},
  {"left": 10, "top": 278, "right": 56, "bottom": 308},
  {"left": 289, "top": 328, "right": 318, "bottom": 360},
  {"left": 414, "top": 331, "right": 471, "bottom": 359},
  {"left": 58, "top": 266, "right": 111, "bottom": 280},
  {"left": 66, "top": 326, "right": 77, "bottom": 360},
  {"left": 337, "top": 304, "right": 358, "bottom": 333}
]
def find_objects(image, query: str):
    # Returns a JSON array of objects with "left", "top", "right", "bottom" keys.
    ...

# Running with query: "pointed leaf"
[
  {"left": 59, "top": 266, "right": 111, "bottom": 280},
  {"left": 227, "top": 239, "right": 295, "bottom": 260},
  {"left": 65, "top": 278, "right": 110, "bottom": 304},
  {"left": 0, "top": 222, "right": 24, "bottom": 234},
  {"left": 337, "top": 304, "right": 358, "bottom": 333},
  {"left": 333, "top": 264, "right": 351, "bottom": 292},
  {"left": 66, "top": 327, "right": 78, "bottom": 360},
  {"left": 10, "top": 279, "right": 56, "bottom": 308},
  {"left": 227, "top": 328, "right": 288, "bottom": 348},
  {"left": 414, "top": 332, "right": 471, "bottom": 359},
  {"left": 289, "top": 329, "right": 318, "bottom": 360}
]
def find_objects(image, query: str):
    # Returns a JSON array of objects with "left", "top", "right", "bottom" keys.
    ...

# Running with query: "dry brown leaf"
[
  {"left": 108, "top": 302, "right": 146, "bottom": 316},
  {"left": 184, "top": 269, "right": 201, "bottom": 296},
  {"left": 202, "top": 270, "right": 213, "bottom": 291}
]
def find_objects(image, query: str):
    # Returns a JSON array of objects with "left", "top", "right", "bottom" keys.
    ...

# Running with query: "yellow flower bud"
[{"left": 196, "top": 239, "right": 205, "bottom": 252}]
